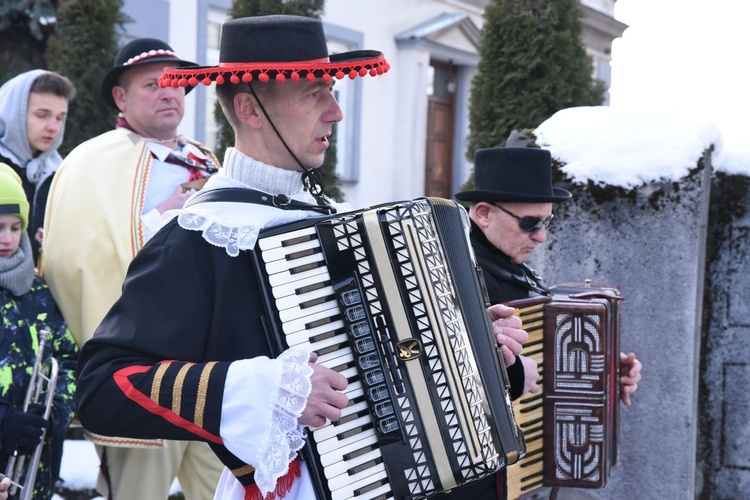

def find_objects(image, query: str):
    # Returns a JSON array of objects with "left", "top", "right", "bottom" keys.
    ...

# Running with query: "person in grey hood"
[{"left": 0, "top": 70, "right": 76, "bottom": 263}]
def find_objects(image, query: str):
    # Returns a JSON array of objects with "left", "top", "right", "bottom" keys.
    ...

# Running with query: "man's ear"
[
  {"left": 112, "top": 86, "right": 126, "bottom": 112},
  {"left": 471, "top": 202, "right": 494, "bottom": 229},
  {"left": 234, "top": 92, "right": 263, "bottom": 128}
]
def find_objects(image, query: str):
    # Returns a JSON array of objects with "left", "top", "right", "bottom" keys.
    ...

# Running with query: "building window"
[
  {"left": 323, "top": 23, "right": 365, "bottom": 183},
  {"left": 327, "top": 39, "right": 357, "bottom": 182},
  {"left": 207, "top": 15, "right": 222, "bottom": 51},
  {"left": 204, "top": 7, "right": 228, "bottom": 151},
  {"left": 587, "top": 49, "right": 612, "bottom": 106}
]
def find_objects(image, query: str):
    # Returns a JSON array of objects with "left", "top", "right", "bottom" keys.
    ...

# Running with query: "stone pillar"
[
  {"left": 529, "top": 152, "right": 712, "bottom": 498},
  {"left": 697, "top": 171, "right": 750, "bottom": 497}
]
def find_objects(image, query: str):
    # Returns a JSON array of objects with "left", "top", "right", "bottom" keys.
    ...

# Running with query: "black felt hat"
[
  {"left": 159, "top": 15, "right": 389, "bottom": 89},
  {"left": 455, "top": 148, "right": 572, "bottom": 203},
  {"left": 101, "top": 38, "right": 197, "bottom": 110}
]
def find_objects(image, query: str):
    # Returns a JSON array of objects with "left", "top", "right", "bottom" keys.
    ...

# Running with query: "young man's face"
[
  {"left": 26, "top": 92, "right": 68, "bottom": 156},
  {"left": 479, "top": 202, "right": 553, "bottom": 265},
  {"left": 0, "top": 214, "right": 23, "bottom": 259},
  {"left": 113, "top": 62, "right": 185, "bottom": 140},
  {"left": 255, "top": 79, "right": 344, "bottom": 171}
]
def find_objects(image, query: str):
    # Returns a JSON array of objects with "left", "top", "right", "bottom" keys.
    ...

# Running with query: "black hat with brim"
[
  {"left": 455, "top": 147, "right": 573, "bottom": 203},
  {"left": 160, "top": 15, "right": 389, "bottom": 89},
  {"left": 101, "top": 37, "right": 198, "bottom": 110}
]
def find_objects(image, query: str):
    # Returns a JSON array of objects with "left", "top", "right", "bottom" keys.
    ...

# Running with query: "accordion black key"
[{"left": 253, "top": 197, "right": 525, "bottom": 499}]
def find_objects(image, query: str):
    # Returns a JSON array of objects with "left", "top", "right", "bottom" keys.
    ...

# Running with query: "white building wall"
[
  {"left": 323, "top": 0, "right": 484, "bottom": 207},
  {"left": 119, "top": 0, "right": 621, "bottom": 209},
  {"left": 393, "top": 47, "right": 431, "bottom": 204}
]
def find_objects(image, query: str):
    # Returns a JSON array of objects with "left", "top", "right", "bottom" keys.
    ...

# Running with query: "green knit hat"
[{"left": 0, "top": 163, "right": 29, "bottom": 230}]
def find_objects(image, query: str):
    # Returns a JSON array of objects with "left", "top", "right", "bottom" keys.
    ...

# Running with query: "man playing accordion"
[
  {"left": 455, "top": 146, "right": 643, "bottom": 498},
  {"left": 75, "top": 15, "right": 528, "bottom": 500}
]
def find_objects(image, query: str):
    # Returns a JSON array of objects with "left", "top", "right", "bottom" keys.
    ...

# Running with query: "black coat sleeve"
[{"left": 75, "top": 223, "right": 231, "bottom": 444}]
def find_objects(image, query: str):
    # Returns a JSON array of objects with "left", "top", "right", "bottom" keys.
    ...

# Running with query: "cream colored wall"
[
  {"left": 140, "top": 0, "right": 621, "bottom": 208},
  {"left": 323, "top": 0, "right": 485, "bottom": 208}
]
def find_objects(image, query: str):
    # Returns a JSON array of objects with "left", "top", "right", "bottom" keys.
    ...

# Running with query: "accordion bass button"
[
  {"left": 363, "top": 369, "right": 385, "bottom": 385},
  {"left": 373, "top": 400, "right": 394, "bottom": 418},
  {"left": 378, "top": 416, "right": 399, "bottom": 434}
]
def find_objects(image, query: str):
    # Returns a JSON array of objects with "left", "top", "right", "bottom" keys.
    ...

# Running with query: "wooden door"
[
  {"left": 425, "top": 99, "right": 453, "bottom": 198},
  {"left": 424, "top": 62, "right": 457, "bottom": 198}
]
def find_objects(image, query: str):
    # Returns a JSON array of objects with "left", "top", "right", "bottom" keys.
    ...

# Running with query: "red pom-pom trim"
[
  {"left": 160, "top": 53, "right": 389, "bottom": 88},
  {"left": 243, "top": 458, "right": 302, "bottom": 500}
]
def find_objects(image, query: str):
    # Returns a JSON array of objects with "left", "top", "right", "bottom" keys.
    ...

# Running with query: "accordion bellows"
[{"left": 253, "top": 198, "right": 525, "bottom": 499}]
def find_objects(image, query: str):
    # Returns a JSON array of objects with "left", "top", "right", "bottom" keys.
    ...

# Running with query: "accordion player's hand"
[
  {"left": 157, "top": 185, "right": 195, "bottom": 213},
  {"left": 300, "top": 361, "right": 349, "bottom": 428},
  {"left": 488, "top": 304, "right": 528, "bottom": 365},
  {"left": 520, "top": 355, "right": 540, "bottom": 395},
  {"left": 0, "top": 474, "right": 10, "bottom": 500},
  {"left": 619, "top": 351, "right": 642, "bottom": 406}
]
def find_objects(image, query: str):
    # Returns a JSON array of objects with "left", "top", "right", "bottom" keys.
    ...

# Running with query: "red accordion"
[{"left": 503, "top": 282, "right": 622, "bottom": 498}]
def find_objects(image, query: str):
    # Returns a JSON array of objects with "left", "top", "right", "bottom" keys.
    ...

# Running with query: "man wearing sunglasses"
[
  {"left": 455, "top": 146, "right": 641, "bottom": 499},
  {"left": 455, "top": 147, "right": 641, "bottom": 403}
]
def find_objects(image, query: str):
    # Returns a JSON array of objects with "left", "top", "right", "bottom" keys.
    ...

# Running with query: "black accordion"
[
  {"left": 502, "top": 283, "right": 622, "bottom": 498},
  {"left": 253, "top": 197, "right": 525, "bottom": 499}
]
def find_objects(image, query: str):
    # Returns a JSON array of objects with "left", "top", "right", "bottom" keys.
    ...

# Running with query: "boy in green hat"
[{"left": 0, "top": 163, "right": 78, "bottom": 499}]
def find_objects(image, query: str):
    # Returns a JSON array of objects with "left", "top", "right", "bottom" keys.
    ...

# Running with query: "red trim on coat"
[
  {"left": 244, "top": 458, "right": 301, "bottom": 500},
  {"left": 113, "top": 363, "right": 223, "bottom": 444}
]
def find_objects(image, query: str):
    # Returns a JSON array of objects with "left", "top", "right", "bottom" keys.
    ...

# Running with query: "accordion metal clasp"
[{"left": 396, "top": 338, "right": 423, "bottom": 360}]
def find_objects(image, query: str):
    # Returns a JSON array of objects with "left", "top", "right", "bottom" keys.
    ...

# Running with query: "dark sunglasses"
[{"left": 494, "top": 204, "right": 554, "bottom": 232}]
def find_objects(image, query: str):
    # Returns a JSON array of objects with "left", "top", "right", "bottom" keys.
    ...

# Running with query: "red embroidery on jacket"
[
  {"left": 244, "top": 458, "right": 301, "bottom": 500},
  {"left": 113, "top": 363, "right": 223, "bottom": 444}
]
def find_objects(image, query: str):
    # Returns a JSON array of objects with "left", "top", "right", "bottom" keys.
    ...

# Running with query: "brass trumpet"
[{"left": 4, "top": 328, "right": 59, "bottom": 499}]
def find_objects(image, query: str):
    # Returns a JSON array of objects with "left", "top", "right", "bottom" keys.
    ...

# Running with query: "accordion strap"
[{"left": 184, "top": 187, "right": 336, "bottom": 215}]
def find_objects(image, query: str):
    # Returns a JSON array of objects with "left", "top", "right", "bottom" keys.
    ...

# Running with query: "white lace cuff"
[{"left": 254, "top": 347, "right": 313, "bottom": 496}]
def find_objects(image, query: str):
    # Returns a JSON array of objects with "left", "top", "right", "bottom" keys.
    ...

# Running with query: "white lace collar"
[{"left": 168, "top": 149, "right": 350, "bottom": 257}]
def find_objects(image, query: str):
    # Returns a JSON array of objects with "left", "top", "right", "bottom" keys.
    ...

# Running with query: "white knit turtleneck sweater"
[{"left": 221, "top": 148, "right": 315, "bottom": 201}]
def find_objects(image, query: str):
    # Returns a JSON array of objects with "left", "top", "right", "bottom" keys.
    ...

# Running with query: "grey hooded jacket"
[{"left": 0, "top": 69, "right": 68, "bottom": 261}]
